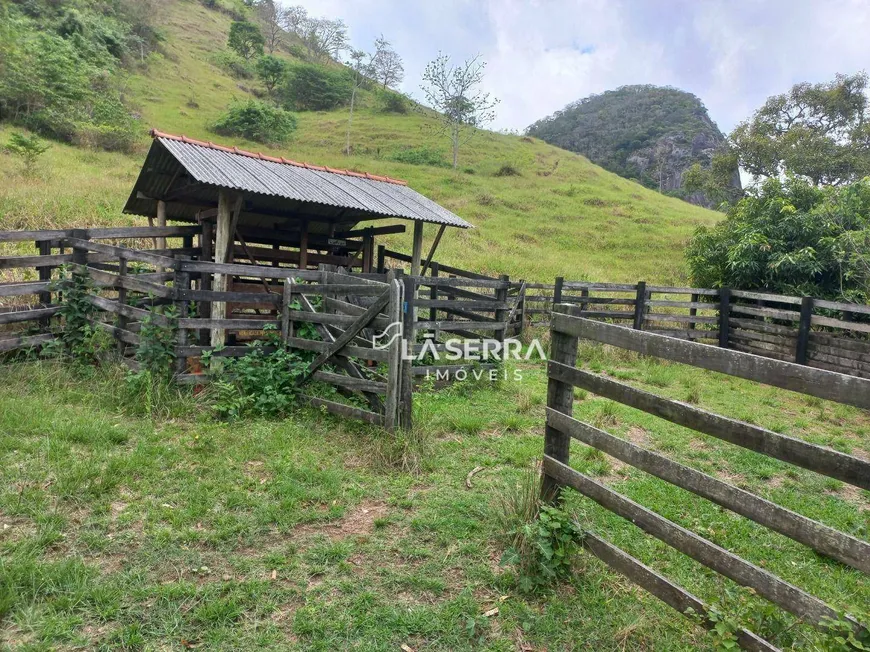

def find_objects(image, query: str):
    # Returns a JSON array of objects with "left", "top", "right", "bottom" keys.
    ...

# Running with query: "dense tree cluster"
[{"left": 0, "top": 0, "right": 161, "bottom": 152}]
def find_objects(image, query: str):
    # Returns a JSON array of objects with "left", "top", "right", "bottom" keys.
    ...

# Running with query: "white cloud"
[{"left": 281, "top": 0, "right": 870, "bottom": 134}]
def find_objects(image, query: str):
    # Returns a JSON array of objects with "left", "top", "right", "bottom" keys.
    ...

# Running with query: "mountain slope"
[
  {"left": 0, "top": 0, "right": 721, "bottom": 284},
  {"left": 527, "top": 85, "right": 741, "bottom": 207}
]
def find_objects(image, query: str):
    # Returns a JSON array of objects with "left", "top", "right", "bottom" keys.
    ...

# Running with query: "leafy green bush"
[
  {"left": 279, "top": 63, "right": 351, "bottom": 111},
  {"left": 494, "top": 163, "right": 521, "bottom": 177},
  {"left": 212, "top": 100, "right": 297, "bottom": 144},
  {"left": 687, "top": 177, "right": 870, "bottom": 303},
  {"left": 211, "top": 49, "right": 254, "bottom": 79},
  {"left": 379, "top": 91, "right": 409, "bottom": 114},
  {"left": 202, "top": 326, "right": 313, "bottom": 419},
  {"left": 227, "top": 20, "right": 264, "bottom": 61},
  {"left": 48, "top": 265, "right": 100, "bottom": 363},
  {"left": 387, "top": 146, "right": 450, "bottom": 168},
  {"left": 256, "top": 55, "right": 289, "bottom": 95}
]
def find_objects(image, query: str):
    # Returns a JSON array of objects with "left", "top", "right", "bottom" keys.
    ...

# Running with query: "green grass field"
[
  {"left": 1, "top": 342, "right": 868, "bottom": 649},
  {"left": 2, "top": 2, "right": 868, "bottom": 649},
  {"left": 0, "top": 0, "right": 719, "bottom": 285}
]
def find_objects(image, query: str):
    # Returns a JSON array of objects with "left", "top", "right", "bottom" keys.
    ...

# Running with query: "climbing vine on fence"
[{"left": 48, "top": 264, "right": 99, "bottom": 362}]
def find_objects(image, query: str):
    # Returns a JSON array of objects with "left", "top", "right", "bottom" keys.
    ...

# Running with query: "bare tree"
[
  {"left": 372, "top": 34, "right": 404, "bottom": 90},
  {"left": 281, "top": 5, "right": 308, "bottom": 36},
  {"left": 420, "top": 53, "right": 499, "bottom": 168},
  {"left": 256, "top": 0, "right": 285, "bottom": 54},
  {"left": 300, "top": 17, "right": 348, "bottom": 61},
  {"left": 346, "top": 49, "right": 373, "bottom": 154}
]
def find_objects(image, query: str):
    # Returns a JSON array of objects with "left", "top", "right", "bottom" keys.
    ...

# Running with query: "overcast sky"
[{"left": 290, "top": 0, "right": 870, "bottom": 135}]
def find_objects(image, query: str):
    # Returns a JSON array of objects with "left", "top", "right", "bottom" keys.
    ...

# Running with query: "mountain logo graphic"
[{"left": 372, "top": 321, "right": 403, "bottom": 350}]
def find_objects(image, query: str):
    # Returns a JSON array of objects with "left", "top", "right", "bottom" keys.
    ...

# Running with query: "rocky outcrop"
[{"left": 527, "top": 85, "right": 741, "bottom": 207}]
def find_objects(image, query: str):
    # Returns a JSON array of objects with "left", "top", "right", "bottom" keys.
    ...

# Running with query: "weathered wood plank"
[
  {"left": 180, "top": 259, "right": 321, "bottom": 281},
  {"left": 730, "top": 304, "right": 799, "bottom": 322},
  {"left": 0, "top": 306, "right": 62, "bottom": 325},
  {"left": 177, "top": 318, "right": 278, "bottom": 330},
  {"left": 66, "top": 238, "right": 178, "bottom": 269},
  {"left": 645, "top": 300, "right": 719, "bottom": 310},
  {"left": 551, "top": 312, "right": 870, "bottom": 410},
  {"left": 0, "top": 332, "right": 56, "bottom": 352},
  {"left": 542, "top": 456, "right": 853, "bottom": 630},
  {"left": 415, "top": 299, "right": 511, "bottom": 310},
  {"left": 645, "top": 313, "right": 719, "bottom": 325},
  {"left": 286, "top": 310, "right": 391, "bottom": 330},
  {"left": 301, "top": 394, "right": 384, "bottom": 426},
  {"left": 812, "top": 313, "right": 870, "bottom": 334},
  {"left": 730, "top": 290, "right": 803, "bottom": 305},
  {"left": 414, "top": 320, "right": 507, "bottom": 331},
  {"left": 547, "top": 361, "right": 870, "bottom": 490},
  {"left": 0, "top": 281, "right": 51, "bottom": 297},
  {"left": 580, "top": 531, "right": 779, "bottom": 652},
  {"left": 546, "top": 408, "right": 870, "bottom": 573},
  {"left": 411, "top": 276, "right": 510, "bottom": 289},
  {"left": 312, "top": 371, "right": 387, "bottom": 395},
  {"left": 0, "top": 254, "right": 73, "bottom": 269},
  {"left": 178, "top": 289, "right": 282, "bottom": 304}
]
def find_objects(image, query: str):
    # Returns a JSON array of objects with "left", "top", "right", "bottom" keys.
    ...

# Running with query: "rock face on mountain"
[{"left": 526, "top": 85, "right": 741, "bottom": 206}]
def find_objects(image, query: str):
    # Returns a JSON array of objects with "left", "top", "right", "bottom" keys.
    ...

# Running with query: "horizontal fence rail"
[{"left": 542, "top": 307, "right": 869, "bottom": 649}]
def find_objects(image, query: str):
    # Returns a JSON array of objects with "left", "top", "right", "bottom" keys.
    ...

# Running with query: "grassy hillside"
[{"left": 0, "top": 0, "right": 719, "bottom": 284}]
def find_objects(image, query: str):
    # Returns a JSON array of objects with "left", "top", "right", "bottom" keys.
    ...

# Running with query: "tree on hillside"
[
  {"left": 228, "top": 20, "right": 265, "bottom": 60},
  {"left": 281, "top": 5, "right": 308, "bottom": 38},
  {"left": 256, "top": 55, "right": 288, "bottom": 97},
  {"left": 420, "top": 53, "right": 499, "bottom": 169},
  {"left": 256, "top": 0, "right": 286, "bottom": 54},
  {"left": 299, "top": 17, "right": 347, "bottom": 62},
  {"left": 686, "top": 177, "right": 870, "bottom": 303},
  {"left": 345, "top": 48, "right": 373, "bottom": 155},
  {"left": 372, "top": 35, "right": 404, "bottom": 90},
  {"left": 731, "top": 72, "right": 870, "bottom": 186}
]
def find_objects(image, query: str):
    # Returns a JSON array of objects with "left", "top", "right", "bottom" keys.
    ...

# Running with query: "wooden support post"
[
  {"left": 400, "top": 273, "right": 415, "bottom": 431},
  {"left": 633, "top": 281, "right": 647, "bottom": 331},
  {"left": 718, "top": 288, "right": 731, "bottom": 349},
  {"left": 429, "top": 262, "right": 439, "bottom": 325},
  {"left": 795, "top": 296, "right": 814, "bottom": 365},
  {"left": 553, "top": 276, "right": 564, "bottom": 308},
  {"left": 174, "top": 269, "right": 190, "bottom": 375},
  {"left": 299, "top": 221, "right": 309, "bottom": 271},
  {"left": 384, "top": 271, "right": 402, "bottom": 432},
  {"left": 156, "top": 200, "right": 167, "bottom": 250},
  {"left": 377, "top": 244, "right": 386, "bottom": 273},
  {"left": 495, "top": 274, "right": 509, "bottom": 342},
  {"left": 420, "top": 224, "right": 445, "bottom": 277},
  {"left": 362, "top": 232, "right": 374, "bottom": 273},
  {"left": 688, "top": 292, "right": 698, "bottom": 333},
  {"left": 199, "top": 221, "right": 213, "bottom": 343},
  {"left": 518, "top": 280, "right": 527, "bottom": 335},
  {"left": 116, "top": 258, "right": 128, "bottom": 355},
  {"left": 542, "top": 305, "right": 580, "bottom": 502},
  {"left": 36, "top": 240, "right": 53, "bottom": 330},
  {"left": 579, "top": 288, "right": 589, "bottom": 313},
  {"left": 281, "top": 278, "right": 293, "bottom": 344},
  {"left": 410, "top": 220, "right": 424, "bottom": 277},
  {"left": 210, "top": 190, "right": 234, "bottom": 347},
  {"left": 71, "top": 229, "right": 89, "bottom": 266}
]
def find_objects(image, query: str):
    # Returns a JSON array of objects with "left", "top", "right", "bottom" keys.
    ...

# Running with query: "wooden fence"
[
  {"left": 525, "top": 278, "right": 870, "bottom": 379},
  {"left": 0, "top": 229, "right": 408, "bottom": 430},
  {"left": 379, "top": 248, "right": 526, "bottom": 383},
  {"left": 543, "top": 305, "right": 870, "bottom": 650}
]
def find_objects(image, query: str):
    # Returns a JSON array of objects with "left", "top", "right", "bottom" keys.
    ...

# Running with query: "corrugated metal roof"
[{"left": 122, "top": 132, "right": 472, "bottom": 229}]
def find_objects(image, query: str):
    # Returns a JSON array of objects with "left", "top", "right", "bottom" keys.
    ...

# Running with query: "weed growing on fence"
[
  {"left": 135, "top": 305, "right": 178, "bottom": 377},
  {"left": 202, "top": 325, "right": 313, "bottom": 419},
  {"left": 497, "top": 466, "right": 585, "bottom": 593},
  {"left": 47, "top": 265, "right": 101, "bottom": 363}
]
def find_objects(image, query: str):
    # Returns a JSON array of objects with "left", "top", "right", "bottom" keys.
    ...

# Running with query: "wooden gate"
[{"left": 542, "top": 304, "right": 870, "bottom": 650}]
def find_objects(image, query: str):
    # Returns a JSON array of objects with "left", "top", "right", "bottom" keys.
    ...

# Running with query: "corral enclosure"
[{"left": 2, "top": 133, "right": 869, "bottom": 650}]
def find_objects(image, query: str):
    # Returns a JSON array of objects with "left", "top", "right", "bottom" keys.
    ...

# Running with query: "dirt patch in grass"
[
  {"left": 297, "top": 501, "right": 389, "bottom": 540},
  {"left": 0, "top": 514, "right": 36, "bottom": 543}
]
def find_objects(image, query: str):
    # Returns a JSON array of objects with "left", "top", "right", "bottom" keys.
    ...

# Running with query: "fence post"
[
  {"left": 174, "top": 268, "right": 190, "bottom": 375},
  {"left": 688, "top": 292, "right": 698, "bottom": 333},
  {"left": 553, "top": 276, "right": 564, "bottom": 311},
  {"left": 795, "top": 296, "right": 814, "bottom": 365},
  {"left": 400, "top": 273, "right": 415, "bottom": 431},
  {"left": 633, "top": 281, "right": 647, "bottom": 330},
  {"left": 384, "top": 270, "right": 402, "bottom": 432},
  {"left": 116, "top": 258, "right": 128, "bottom": 355},
  {"left": 70, "top": 229, "right": 89, "bottom": 266},
  {"left": 542, "top": 304, "right": 580, "bottom": 502},
  {"left": 36, "top": 240, "right": 54, "bottom": 330},
  {"left": 377, "top": 244, "right": 386, "bottom": 274},
  {"left": 495, "top": 274, "right": 509, "bottom": 343},
  {"left": 281, "top": 278, "right": 293, "bottom": 344},
  {"left": 718, "top": 288, "right": 731, "bottom": 348},
  {"left": 518, "top": 279, "right": 526, "bottom": 336}
]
